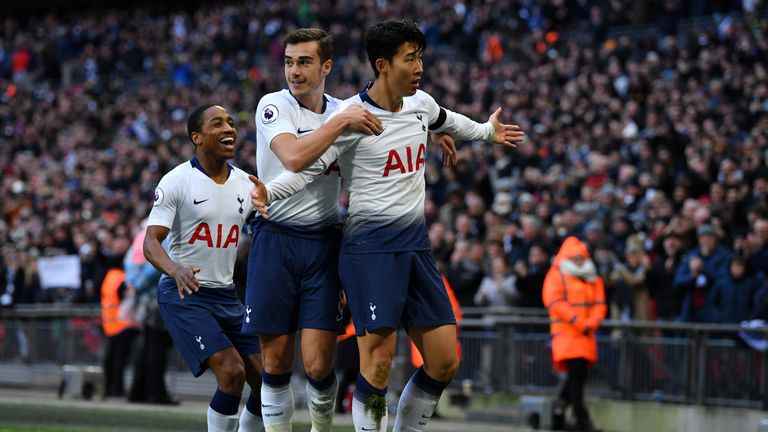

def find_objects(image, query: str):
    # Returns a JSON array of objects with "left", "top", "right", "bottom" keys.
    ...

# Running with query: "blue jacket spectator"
[
  {"left": 674, "top": 224, "right": 733, "bottom": 322},
  {"left": 707, "top": 256, "right": 765, "bottom": 324}
]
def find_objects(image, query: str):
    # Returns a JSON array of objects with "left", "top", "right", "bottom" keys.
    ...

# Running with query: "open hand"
[
  {"left": 342, "top": 104, "right": 384, "bottom": 135},
  {"left": 249, "top": 175, "right": 269, "bottom": 218},
  {"left": 488, "top": 107, "right": 525, "bottom": 148}
]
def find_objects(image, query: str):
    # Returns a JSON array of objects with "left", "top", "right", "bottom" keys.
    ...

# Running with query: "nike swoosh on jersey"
[
  {"left": 193, "top": 198, "right": 209, "bottom": 205},
  {"left": 297, "top": 128, "right": 314, "bottom": 134}
]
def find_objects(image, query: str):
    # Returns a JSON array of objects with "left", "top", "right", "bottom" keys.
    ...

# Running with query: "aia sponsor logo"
[
  {"left": 188, "top": 223, "right": 240, "bottom": 248},
  {"left": 383, "top": 143, "right": 425, "bottom": 177}
]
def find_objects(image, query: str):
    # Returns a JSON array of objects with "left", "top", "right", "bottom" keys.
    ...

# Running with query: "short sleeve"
[
  {"left": 417, "top": 91, "right": 443, "bottom": 126},
  {"left": 147, "top": 173, "right": 182, "bottom": 229},
  {"left": 256, "top": 94, "right": 299, "bottom": 149}
]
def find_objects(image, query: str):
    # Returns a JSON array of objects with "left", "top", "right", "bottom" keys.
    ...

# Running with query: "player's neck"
[
  {"left": 196, "top": 154, "right": 229, "bottom": 184},
  {"left": 291, "top": 87, "right": 325, "bottom": 114},
  {"left": 367, "top": 80, "right": 403, "bottom": 112}
]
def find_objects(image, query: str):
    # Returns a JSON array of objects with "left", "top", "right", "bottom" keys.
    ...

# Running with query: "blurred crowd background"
[{"left": 1, "top": 0, "right": 767, "bottom": 327}]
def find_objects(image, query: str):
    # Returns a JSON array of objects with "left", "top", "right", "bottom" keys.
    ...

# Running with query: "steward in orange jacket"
[
  {"left": 543, "top": 237, "right": 607, "bottom": 370},
  {"left": 101, "top": 268, "right": 135, "bottom": 337},
  {"left": 100, "top": 267, "right": 139, "bottom": 397},
  {"left": 542, "top": 236, "right": 606, "bottom": 431}
]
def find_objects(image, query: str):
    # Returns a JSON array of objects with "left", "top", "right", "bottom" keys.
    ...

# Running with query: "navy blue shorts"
[
  {"left": 157, "top": 278, "right": 261, "bottom": 377},
  {"left": 339, "top": 250, "right": 456, "bottom": 336},
  {"left": 243, "top": 222, "right": 344, "bottom": 335}
]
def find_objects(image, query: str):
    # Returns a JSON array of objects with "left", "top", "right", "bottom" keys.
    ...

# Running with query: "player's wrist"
[
  {"left": 482, "top": 121, "right": 495, "bottom": 142},
  {"left": 337, "top": 112, "right": 353, "bottom": 130},
  {"left": 168, "top": 263, "right": 183, "bottom": 279}
]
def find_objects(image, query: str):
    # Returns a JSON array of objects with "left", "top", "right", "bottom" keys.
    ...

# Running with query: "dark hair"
[
  {"left": 283, "top": 28, "right": 334, "bottom": 63},
  {"left": 187, "top": 104, "right": 216, "bottom": 141},
  {"left": 366, "top": 20, "right": 426, "bottom": 77}
]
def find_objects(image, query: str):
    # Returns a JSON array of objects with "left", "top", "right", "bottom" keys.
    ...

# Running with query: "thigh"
[
  {"left": 243, "top": 229, "right": 300, "bottom": 335},
  {"left": 158, "top": 285, "right": 236, "bottom": 377},
  {"left": 339, "top": 252, "right": 408, "bottom": 336},
  {"left": 569, "top": 358, "right": 588, "bottom": 383},
  {"left": 219, "top": 302, "right": 261, "bottom": 358},
  {"left": 297, "top": 238, "right": 344, "bottom": 332},
  {"left": 402, "top": 251, "right": 456, "bottom": 329}
]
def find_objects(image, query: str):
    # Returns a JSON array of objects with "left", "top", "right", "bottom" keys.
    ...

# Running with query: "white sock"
[
  {"left": 207, "top": 406, "right": 239, "bottom": 432},
  {"left": 306, "top": 376, "right": 338, "bottom": 432},
  {"left": 392, "top": 375, "right": 443, "bottom": 432},
  {"left": 261, "top": 383, "right": 294, "bottom": 432},
  {"left": 239, "top": 406, "right": 264, "bottom": 432},
  {"left": 352, "top": 395, "right": 388, "bottom": 432}
]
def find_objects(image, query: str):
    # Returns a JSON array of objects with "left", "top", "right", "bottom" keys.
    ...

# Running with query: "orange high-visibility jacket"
[
  {"left": 542, "top": 237, "right": 607, "bottom": 371},
  {"left": 100, "top": 268, "right": 134, "bottom": 337}
]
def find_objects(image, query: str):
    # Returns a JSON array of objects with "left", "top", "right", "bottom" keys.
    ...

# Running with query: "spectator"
[
  {"left": 745, "top": 217, "right": 768, "bottom": 273},
  {"left": 447, "top": 240, "right": 486, "bottom": 308},
  {"left": 647, "top": 232, "right": 687, "bottom": 321},
  {"left": 513, "top": 243, "right": 550, "bottom": 310},
  {"left": 610, "top": 234, "right": 652, "bottom": 321},
  {"left": 474, "top": 256, "right": 518, "bottom": 307},
  {"left": 707, "top": 256, "right": 765, "bottom": 324},
  {"left": 124, "top": 226, "right": 175, "bottom": 405},
  {"left": 674, "top": 223, "right": 733, "bottom": 322}
]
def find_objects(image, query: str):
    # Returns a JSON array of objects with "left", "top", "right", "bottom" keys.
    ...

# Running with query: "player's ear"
[
  {"left": 322, "top": 59, "right": 333, "bottom": 76},
  {"left": 375, "top": 57, "right": 388, "bottom": 76},
  {"left": 191, "top": 131, "right": 202, "bottom": 146}
]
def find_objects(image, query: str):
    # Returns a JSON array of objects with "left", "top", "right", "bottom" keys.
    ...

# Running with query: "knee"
[
  {"left": 368, "top": 359, "right": 392, "bottom": 388},
  {"left": 426, "top": 355, "right": 459, "bottom": 382},
  {"left": 304, "top": 358, "right": 333, "bottom": 381},
  {"left": 216, "top": 360, "right": 246, "bottom": 392}
]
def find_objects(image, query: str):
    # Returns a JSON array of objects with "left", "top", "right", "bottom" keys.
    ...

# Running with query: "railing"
[
  {"left": 1, "top": 304, "right": 766, "bottom": 409},
  {"left": 451, "top": 314, "right": 768, "bottom": 410}
]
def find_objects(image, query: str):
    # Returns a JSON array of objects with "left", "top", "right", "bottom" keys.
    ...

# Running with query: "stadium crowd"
[{"left": 1, "top": 0, "right": 767, "bottom": 327}]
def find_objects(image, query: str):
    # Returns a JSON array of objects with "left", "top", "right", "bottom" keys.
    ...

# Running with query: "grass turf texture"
[{"left": 0, "top": 401, "right": 357, "bottom": 432}]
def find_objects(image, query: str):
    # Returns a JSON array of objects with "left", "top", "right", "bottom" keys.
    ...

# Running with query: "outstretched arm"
[
  {"left": 272, "top": 104, "right": 382, "bottom": 171},
  {"left": 431, "top": 106, "right": 524, "bottom": 148}
]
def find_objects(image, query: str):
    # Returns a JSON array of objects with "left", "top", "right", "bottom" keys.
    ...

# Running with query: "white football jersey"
[
  {"left": 147, "top": 159, "right": 254, "bottom": 287},
  {"left": 255, "top": 89, "right": 342, "bottom": 230},
  {"left": 265, "top": 87, "right": 493, "bottom": 253}
]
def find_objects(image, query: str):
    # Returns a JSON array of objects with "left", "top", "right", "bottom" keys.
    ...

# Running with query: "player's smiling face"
[
  {"left": 386, "top": 42, "right": 424, "bottom": 97},
  {"left": 284, "top": 41, "right": 331, "bottom": 99},
  {"left": 194, "top": 106, "right": 237, "bottom": 160}
]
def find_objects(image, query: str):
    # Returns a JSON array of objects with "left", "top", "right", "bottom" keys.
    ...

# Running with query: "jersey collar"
[
  {"left": 358, "top": 81, "right": 385, "bottom": 110},
  {"left": 190, "top": 156, "right": 232, "bottom": 179},
  {"left": 289, "top": 90, "right": 328, "bottom": 113}
]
